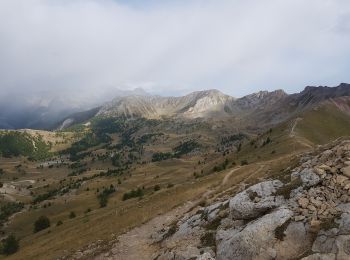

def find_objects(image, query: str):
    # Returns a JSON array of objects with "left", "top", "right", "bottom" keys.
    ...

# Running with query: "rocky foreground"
[{"left": 154, "top": 139, "right": 350, "bottom": 260}]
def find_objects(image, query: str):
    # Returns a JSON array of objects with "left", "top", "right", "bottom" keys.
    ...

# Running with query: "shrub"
[
  {"left": 154, "top": 185, "right": 161, "bottom": 191},
  {"left": 97, "top": 185, "right": 116, "bottom": 207},
  {"left": 34, "top": 216, "right": 50, "bottom": 233},
  {"left": 200, "top": 231, "right": 216, "bottom": 248},
  {"left": 69, "top": 211, "right": 76, "bottom": 219},
  {"left": 262, "top": 137, "right": 271, "bottom": 146},
  {"left": 152, "top": 152, "right": 173, "bottom": 162},
  {"left": 173, "top": 140, "right": 200, "bottom": 157},
  {"left": 1, "top": 234, "right": 19, "bottom": 255},
  {"left": 122, "top": 188, "right": 143, "bottom": 201},
  {"left": 0, "top": 202, "right": 24, "bottom": 225},
  {"left": 237, "top": 143, "right": 242, "bottom": 152},
  {"left": 56, "top": 220, "right": 63, "bottom": 226},
  {"left": 163, "top": 223, "right": 177, "bottom": 239},
  {"left": 240, "top": 160, "right": 248, "bottom": 166},
  {"left": 213, "top": 158, "right": 229, "bottom": 172}
]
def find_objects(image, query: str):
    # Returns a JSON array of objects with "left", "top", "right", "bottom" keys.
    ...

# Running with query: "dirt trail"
[
  {"left": 289, "top": 117, "right": 301, "bottom": 137},
  {"left": 94, "top": 199, "right": 206, "bottom": 260},
  {"left": 289, "top": 117, "right": 314, "bottom": 149},
  {"left": 221, "top": 166, "right": 241, "bottom": 186},
  {"left": 94, "top": 164, "right": 267, "bottom": 260}
]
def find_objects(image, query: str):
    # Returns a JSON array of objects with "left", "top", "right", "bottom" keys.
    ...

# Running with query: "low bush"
[
  {"left": 34, "top": 216, "right": 50, "bottom": 233},
  {"left": 1, "top": 234, "right": 19, "bottom": 255},
  {"left": 122, "top": 188, "right": 143, "bottom": 201}
]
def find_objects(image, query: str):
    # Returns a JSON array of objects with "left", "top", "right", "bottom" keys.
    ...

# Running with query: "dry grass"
[{"left": 3, "top": 112, "right": 348, "bottom": 259}]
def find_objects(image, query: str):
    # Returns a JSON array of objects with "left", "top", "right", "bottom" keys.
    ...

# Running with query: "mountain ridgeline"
[{"left": 58, "top": 83, "right": 350, "bottom": 130}]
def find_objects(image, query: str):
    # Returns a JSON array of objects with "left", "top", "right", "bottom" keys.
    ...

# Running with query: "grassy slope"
[
  {"left": 2, "top": 103, "right": 350, "bottom": 259},
  {"left": 0, "top": 125, "right": 303, "bottom": 260},
  {"left": 295, "top": 103, "right": 350, "bottom": 145}
]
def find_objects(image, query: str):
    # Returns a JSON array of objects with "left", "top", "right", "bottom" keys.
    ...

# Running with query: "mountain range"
[
  {"left": 1, "top": 83, "right": 349, "bottom": 131},
  {"left": 58, "top": 83, "right": 350, "bottom": 130}
]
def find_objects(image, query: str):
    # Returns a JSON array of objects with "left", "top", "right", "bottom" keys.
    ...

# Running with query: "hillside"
[
  {"left": 141, "top": 139, "right": 350, "bottom": 260},
  {"left": 0, "top": 85, "right": 349, "bottom": 259},
  {"left": 294, "top": 97, "right": 350, "bottom": 145}
]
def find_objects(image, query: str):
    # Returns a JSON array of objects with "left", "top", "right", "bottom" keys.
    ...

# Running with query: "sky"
[{"left": 1, "top": 0, "right": 350, "bottom": 100}]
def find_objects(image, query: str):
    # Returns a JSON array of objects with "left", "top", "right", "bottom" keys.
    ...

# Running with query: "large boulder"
[
  {"left": 291, "top": 168, "right": 321, "bottom": 187},
  {"left": 216, "top": 207, "right": 293, "bottom": 260},
  {"left": 275, "top": 221, "right": 313, "bottom": 259},
  {"left": 229, "top": 180, "right": 285, "bottom": 219}
]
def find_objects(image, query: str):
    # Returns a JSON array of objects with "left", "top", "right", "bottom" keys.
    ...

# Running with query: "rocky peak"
[
  {"left": 98, "top": 89, "right": 235, "bottom": 119},
  {"left": 294, "top": 83, "right": 350, "bottom": 104},
  {"left": 89, "top": 83, "right": 350, "bottom": 127},
  {"left": 234, "top": 89, "right": 287, "bottom": 110}
]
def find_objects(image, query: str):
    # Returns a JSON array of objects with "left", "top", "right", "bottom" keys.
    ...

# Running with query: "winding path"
[
  {"left": 94, "top": 164, "right": 266, "bottom": 260},
  {"left": 94, "top": 199, "right": 201, "bottom": 260},
  {"left": 289, "top": 117, "right": 301, "bottom": 137}
]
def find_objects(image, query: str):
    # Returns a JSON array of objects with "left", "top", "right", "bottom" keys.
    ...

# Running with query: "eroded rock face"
[{"left": 229, "top": 180, "right": 285, "bottom": 220}]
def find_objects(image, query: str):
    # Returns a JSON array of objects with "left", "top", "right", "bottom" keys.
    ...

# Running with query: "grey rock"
[
  {"left": 275, "top": 221, "right": 313, "bottom": 259},
  {"left": 338, "top": 213, "right": 350, "bottom": 235},
  {"left": 197, "top": 252, "right": 215, "bottom": 260},
  {"left": 301, "top": 253, "right": 336, "bottom": 260},
  {"left": 336, "top": 203, "right": 350, "bottom": 214},
  {"left": 229, "top": 180, "right": 285, "bottom": 219},
  {"left": 204, "top": 202, "right": 224, "bottom": 222},
  {"left": 312, "top": 228, "right": 339, "bottom": 254},
  {"left": 292, "top": 168, "right": 321, "bottom": 187},
  {"left": 157, "top": 251, "right": 175, "bottom": 260},
  {"left": 342, "top": 166, "right": 350, "bottom": 178},
  {"left": 216, "top": 207, "right": 293, "bottom": 260},
  {"left": 176, "top": 214, "right": 203, "bottom": 237},
  {"left": 334, "top": 235, "right": 350, "bottom": 260}
]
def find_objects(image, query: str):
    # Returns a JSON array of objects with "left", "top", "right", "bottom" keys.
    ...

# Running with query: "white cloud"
[{"left": 0, "top": 0, "right": 350, "bottom": 99}]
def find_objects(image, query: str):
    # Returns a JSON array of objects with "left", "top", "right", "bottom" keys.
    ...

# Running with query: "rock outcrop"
[
  {"left": 156, "top": 139, "right": 350, "bottom": 260},
  {"left": 229, "top": 180, "right": 285, "bottom": 219}
]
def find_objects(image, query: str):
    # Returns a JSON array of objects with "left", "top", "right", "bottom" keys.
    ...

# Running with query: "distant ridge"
[
  {"left": 96, "top": 83, "right": 349, "bottom": 121},
  {"left": 2, "top": 83, "right": 350, "bottom": 130}
]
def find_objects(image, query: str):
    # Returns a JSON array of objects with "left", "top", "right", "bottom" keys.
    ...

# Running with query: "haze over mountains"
[
  {"left": 0, "top": 88, "right": 149, "bottom": 130},
  {"left": 0, "top": 83, "right": 349, "bottom": 131}
]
